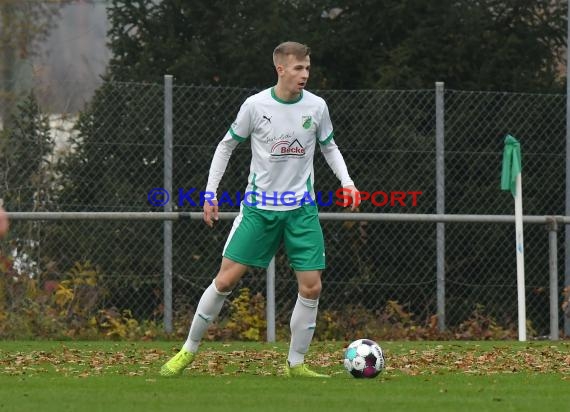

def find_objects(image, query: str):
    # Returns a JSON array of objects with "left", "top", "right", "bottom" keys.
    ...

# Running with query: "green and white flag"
[
  {"left": 501, "top": 134, "right": 526, "bottom": 341},
  {"left": 501, "top": 134, "right": 522, "bottom": 197}
]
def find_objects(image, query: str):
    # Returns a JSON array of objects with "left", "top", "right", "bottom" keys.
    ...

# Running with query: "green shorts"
[{"left": 223, "top": 204, "right": 325, "bottom": 271}]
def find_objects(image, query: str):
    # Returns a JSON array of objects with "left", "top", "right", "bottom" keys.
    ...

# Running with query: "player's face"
[{"left": 279, "top": 54, "right": 310, "bottom": 96}]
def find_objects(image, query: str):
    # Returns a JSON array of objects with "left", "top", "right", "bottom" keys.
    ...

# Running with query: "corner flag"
[
  {"left": 501, "top": 134, "right": 526, "bottom": 341},
  {"left": 501, "top": 135, "right": 522, "bottom": 196}
]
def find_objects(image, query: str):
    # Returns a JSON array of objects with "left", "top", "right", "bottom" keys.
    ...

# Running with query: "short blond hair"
[{"left": 273, "top": 41, "right": 311, "bottom": 66}]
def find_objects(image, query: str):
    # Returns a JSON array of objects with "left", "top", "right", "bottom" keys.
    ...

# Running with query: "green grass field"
[{"left": 1, "top": 340, "right": 569, "bottom": 411}]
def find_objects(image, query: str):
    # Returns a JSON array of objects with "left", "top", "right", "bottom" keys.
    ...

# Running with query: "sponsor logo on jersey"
[
  {"left": 302, "top": 116, "right": 312, "bottom": 129},
  {"left": 270, "top": 138, "right": 305, "bottom": 157},
  {"left": 264, "top": 132, "right": 294, "bottom": 144}
]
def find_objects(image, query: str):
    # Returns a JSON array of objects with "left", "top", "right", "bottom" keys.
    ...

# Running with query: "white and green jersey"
[
  {"left": 206, "top": 86, "right": 353, "bottom": 211},
  {"left": 228, "top": 87, "right": 335, "bottom": 211}
]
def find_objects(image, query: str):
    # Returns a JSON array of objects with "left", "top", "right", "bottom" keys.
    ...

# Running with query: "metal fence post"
[
  {"left": 435, "top": 81, "right": 446, "bottom": 331},
  {"left": 266, "top": 256, "right": 276, "bottom": 342},
  {"left": 164, "top": 75, "right": 173, "bottom": 333},
  {"left": 548, "top": 219, "right": 560, "bottom": 340},
  {"left": 565, "top": 1, "right": 570, "bottom": 337}
]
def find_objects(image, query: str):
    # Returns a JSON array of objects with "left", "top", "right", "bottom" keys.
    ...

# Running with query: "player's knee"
[
  {"left": 213, "top": 277, "right": 235, "bottom": 293},
  {"left": 216, "top": 259, "right": 248, "bottom": 292},
  {"left": 299, "top": 282, "right": 321, "bottom": 299}
]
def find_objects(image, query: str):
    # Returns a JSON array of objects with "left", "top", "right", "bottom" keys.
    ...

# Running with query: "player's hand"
[
  {"left": 343, "top": 185, "right": 361, "bottom": 211},
  {"left": 203, "top": 199, "right": 219, "bottom": 228},
  {"left": 0, "top": 207, "right": 9, "bottom": 238}
]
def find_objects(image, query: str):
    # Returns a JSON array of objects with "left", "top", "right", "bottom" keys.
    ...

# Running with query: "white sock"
[
  {"left": 288, "top": 294, "right": 318, "bottom": 367},
  {"left": 183, "top": 280, "right": 231, "bottom": 353}
]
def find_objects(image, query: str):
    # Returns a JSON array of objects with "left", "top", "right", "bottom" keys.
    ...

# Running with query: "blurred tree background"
[{"left": 105, "top": 0, "right": 566, "bottom": 91}]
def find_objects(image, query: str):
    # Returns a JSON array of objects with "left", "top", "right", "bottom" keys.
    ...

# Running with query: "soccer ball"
[{"left": 343, "top": 338, "right": 385, "bottom": 378}]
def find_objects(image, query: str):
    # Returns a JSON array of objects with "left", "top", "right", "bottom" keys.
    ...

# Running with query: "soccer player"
[
  {"left": 160, "top": 41, "right": 359, "bottom": 378},
  {"left": 0, "top": 206, "right": 8, "bottom": 239}
]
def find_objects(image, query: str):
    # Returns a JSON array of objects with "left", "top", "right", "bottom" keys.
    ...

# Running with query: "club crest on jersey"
[
  {"left": 302, "top": 116, "right": 312, "bottom": 129},
  {"left": 270, "top": 139, "right": 305, "bottom": 157}
]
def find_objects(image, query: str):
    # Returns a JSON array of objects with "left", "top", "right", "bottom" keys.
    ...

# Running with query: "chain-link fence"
[{"left": 0, "top": 80, "right": 566, "bottom": 339}]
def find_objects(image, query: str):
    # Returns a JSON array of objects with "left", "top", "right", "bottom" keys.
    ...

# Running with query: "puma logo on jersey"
[{"left": 263, "top": 115, "right": 272, "bottom": 123}]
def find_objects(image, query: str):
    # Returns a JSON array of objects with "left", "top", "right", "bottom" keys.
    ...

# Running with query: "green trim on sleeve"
[
  {"left": 229, "top": 128, "right": 248, "bottom": 142},
  {"left": 319, "top": 131, "right": 334, "bottom": 145}
]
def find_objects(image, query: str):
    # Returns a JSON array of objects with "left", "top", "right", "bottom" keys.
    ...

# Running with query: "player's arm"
[
  {"left": 204, "top": 101, "right": 252, "bottom": 227},
  {"left": 204, "top": 134, "right": 240, "bottom": 227},
  {"left": 316, "top": 102, "right": 360, "bottom": 210},
  {"left": 0, "top": 205, "right": 9, "bottom": 238},
  {"left": 320, "top": 140, "right": 360, "bottom": 211}
]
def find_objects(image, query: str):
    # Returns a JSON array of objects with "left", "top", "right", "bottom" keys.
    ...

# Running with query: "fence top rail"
[{"left": 5, "top": 212, "right": 570, "bottom": 225}]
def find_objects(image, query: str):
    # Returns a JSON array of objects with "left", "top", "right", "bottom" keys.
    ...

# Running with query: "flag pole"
[
  {"left": 501, "top": 135, "right": 526, "bottom": 341},
  {"left": 514, "top": 173, "right": 526, "bottom": 341}
]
